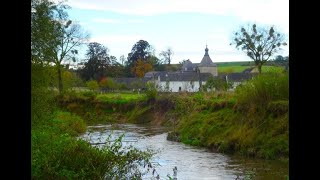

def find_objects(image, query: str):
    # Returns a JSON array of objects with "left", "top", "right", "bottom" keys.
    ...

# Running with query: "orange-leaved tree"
[{"left": 132, "top": 59, "right": 153, "bottom": 78}]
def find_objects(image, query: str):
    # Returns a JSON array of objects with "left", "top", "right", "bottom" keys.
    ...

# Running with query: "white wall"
[{"left": 156, "top": 81, "right": 205, "bottom": 92}]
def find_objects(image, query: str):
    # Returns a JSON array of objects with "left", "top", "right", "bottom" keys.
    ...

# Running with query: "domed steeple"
[
  {"left": 199, "top": 45, "right": 216, "bottom": 67},
  {"left": 204, "top": 45, "right": 209, "bottom": 56}
]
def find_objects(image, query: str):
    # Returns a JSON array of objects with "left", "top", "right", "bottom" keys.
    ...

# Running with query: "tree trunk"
[
  {"left": 258, "top": 63, "right": 262, "bottom": 74},
  {"left": 57, "top": 64, "right": 63, "bottom": 95}
]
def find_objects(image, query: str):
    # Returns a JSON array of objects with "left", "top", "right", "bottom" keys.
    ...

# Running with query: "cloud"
[{"left": 67, "top": 0, "right": 288, "bottom": 27}]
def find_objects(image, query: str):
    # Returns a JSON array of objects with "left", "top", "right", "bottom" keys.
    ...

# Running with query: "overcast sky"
[{"left": 65, "top": 0, "right": 289, "bottom": 64}]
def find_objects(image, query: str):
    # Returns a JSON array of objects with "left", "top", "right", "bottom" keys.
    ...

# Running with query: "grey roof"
[
  {"left": 242, "top": 67, "right": 255, "bottom": 73},
  {"left": 222, "top": 73, "right": 256, "bottom": 82},
  {"left": 181, "top": 60, "right": 198, "bottom": 71},
  {"left": 157, "top": 71, "right": 212, "bottom": 81},
  {"left": 198, "top": 46, "right": 217, "bottom": 67},
  {"left": 144, "top": 71, "right": 162, "bottom": 78}
]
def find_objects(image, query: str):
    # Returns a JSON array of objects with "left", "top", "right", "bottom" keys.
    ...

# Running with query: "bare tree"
[
  {"left": 53, "top": 20, "right": 90, "bottom": 94},
  {"left": 159, "top": 47, "right": 174, "bottom": 64}
]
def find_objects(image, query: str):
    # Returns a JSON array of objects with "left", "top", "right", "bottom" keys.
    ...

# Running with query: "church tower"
[{"left": 197, "top": 45, "right": 218, "bottom": 76}]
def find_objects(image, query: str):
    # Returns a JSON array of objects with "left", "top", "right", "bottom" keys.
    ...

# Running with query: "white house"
[
  {"left": 145, "top": 46, "right": 218, "bottom": 92},
  {"left": 113, "top": 46, "right": 255, "bottom": 92}
]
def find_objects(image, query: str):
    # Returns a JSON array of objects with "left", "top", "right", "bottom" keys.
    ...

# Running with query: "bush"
[
  {"left": 32, "top": 129, "right": 154, "bottom": 179},
  {"left": 146, "top": 82, "right": 158, "bottom": 100},
  {"left": 86, "top": 80, "right": 99, "bottom": 91},
  {"left": 32, "top": 112, "right": 155, "bottom": 179},
  {"left": 50, "top": 111, "right": 86, "bottom": 136}
]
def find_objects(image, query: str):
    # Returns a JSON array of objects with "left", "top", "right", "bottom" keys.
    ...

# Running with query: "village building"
[{"left": 113, "top": 46, "right": 255, "bottom": 92}]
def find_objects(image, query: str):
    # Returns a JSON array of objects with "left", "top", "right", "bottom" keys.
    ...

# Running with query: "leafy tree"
[
  {"left": 203, "top": 77, "right": 231, "bottom": 91},
  {"left": 132, "top": 59, "right": 153, "bottom": 78},
  {"left": 106, "top": 56, "right": 126, "bottom": 77},
  {"left": 149, "top": 55, "right": 165, "bottom": 71},
  {"left": 99, "top": 77, "right": 117, "bottom": 90},
  {"left": 62, "top": 70, "right": 80, "bottom": 91},
  {"left": 32, "top": 0, "right": 89, "bottom": 94},
  {"left": 109, "top": 56, "right": 118, "bottom": 65},
  {"left": 275, "top": 55, "right": 284, "bottom": 62},
  {"left": 128, "top": 40, "right": 152, "bottom": 67},
  {"left": 159, "top": 47, "right": 174, "bottom": 64},
  {"left": 230, "top": 24, "right": 287, "bottom": 74},
  {"left": 86, "top": 80, "right": 99, "bottom": 91},
  {"left": 80, "top": 42, "right": 110, "bottom": 81},
  {"left": 31, "top": 0, "right": 60, "bottom": 64},
  {"left": 99, "top": 77, "right": 108, "bottom": 88}
]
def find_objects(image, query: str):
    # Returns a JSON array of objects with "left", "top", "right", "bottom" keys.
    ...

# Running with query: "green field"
[
  {"left": 216, "top": 62, "right": 285, "bottom": 73},
  {"left": 96, "top": 93, "right": 147, "bottom": 104}
]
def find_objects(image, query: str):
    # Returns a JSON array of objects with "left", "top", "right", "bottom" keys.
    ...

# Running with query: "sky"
[{"left": 64, "top": 0, "right": 289, "bottom": 64}]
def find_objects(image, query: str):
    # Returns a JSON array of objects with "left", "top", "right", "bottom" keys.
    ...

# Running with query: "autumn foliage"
[{"left": 132, "top": 59, "right": 153, "bottom": 78}]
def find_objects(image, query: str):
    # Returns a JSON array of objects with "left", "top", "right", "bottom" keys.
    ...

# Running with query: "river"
[{"left": 79, "top": 124, "right": 288, "bottom": 180}]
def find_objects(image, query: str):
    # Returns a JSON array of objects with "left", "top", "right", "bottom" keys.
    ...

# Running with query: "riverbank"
[{"left": 58, "top": 72, "right": 288, "bottom": 161}]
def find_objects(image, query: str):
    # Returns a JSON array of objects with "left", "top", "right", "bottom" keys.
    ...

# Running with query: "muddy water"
[{"left": 79, "top": 124, "right": 288, "bottom": 180}]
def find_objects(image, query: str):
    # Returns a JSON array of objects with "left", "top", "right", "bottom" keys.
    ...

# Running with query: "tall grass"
[
  {"left": 166, "top": 73, "right": 289, "bottom": 160},
  {"left": 235, "top": 72, "right": 289, "bottom": 111}
]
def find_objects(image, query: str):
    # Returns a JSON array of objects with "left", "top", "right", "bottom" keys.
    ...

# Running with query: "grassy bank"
[
  {"left": 32, "top": 64, "right": 155, "bottom": 180},
  {"left": 167, "top": 72, "right": 288, "bottom": 160},
  {"left": 57, "top": 72, "right": 288, "bottom": 161}
]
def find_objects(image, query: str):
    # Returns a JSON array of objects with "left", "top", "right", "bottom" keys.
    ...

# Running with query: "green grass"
[
  {"left": 217, "top": 65, "right": 285, "bottom": 74},
  {"left": 96, "top": 93, "right": 147, "bottom": 104},
  {"left": 167, "top": 73, "right": 289, "bottom": 160},
  {"left": 216, "top": 61, "right": 252, "bottom": 67},
  {"left": 218, "top": 66, "right": 251, "bottom": 73}
]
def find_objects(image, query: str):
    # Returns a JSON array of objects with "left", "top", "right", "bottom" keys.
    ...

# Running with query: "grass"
[
  {"left": 96, "top": 93, "right": 147, "bottom": 104},
  {"left": 217, "top": 65, "right": 285, "bottom": 74},
  {"left": 218, "top": 66, "right": 250, "bottom": 73},
  {"left": 167, "top": 73, "right": 289, "bottom": 160}
]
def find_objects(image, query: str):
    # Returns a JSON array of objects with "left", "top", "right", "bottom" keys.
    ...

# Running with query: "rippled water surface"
[{"left": 80, "top": 124, "right": 288, "bottom": 180}]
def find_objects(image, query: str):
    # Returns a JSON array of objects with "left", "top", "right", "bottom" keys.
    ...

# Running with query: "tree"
[
  {"left": 132, "top": 59, "right": 153, "bottom": 78},
  {"left": 53, "top": 18, "right": 89, "bottom": 95},
  {"left": 127, "top": 40, "right": 155, "bottom": 77},
  {"left": 128, "top": 40, "right": 152, "bottom": 66},
  {"left": 120, "top": 55, "right": 126, "bottom": 65},
  {"left": 230, "top": 24, "right": 287, "bottom": 74},
  {"left": 159, "top": 47, "right": 174, "bottom": 64},
  {"left": 149, "top": 55, "right": 165, "bottom": 71},
  {"left": 86, "top": 80, "right": 99, "bottom": 91},
  {"left": 32, "top": 0, "right": 89, "bottom": 94},
  {"left": 203, "top": 77, "right": 231, "bottom": 91},
  {"left": 31, "top": 0, "right": 60, "bottom": 64},
  {"left": 80, "top": 42, "right": 110, "bottom": 81},
  {"left": 275, "top": 55, "right": 284, "bottom": 62}
]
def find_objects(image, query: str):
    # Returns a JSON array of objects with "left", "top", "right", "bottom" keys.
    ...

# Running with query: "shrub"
[
  {"left": 32, "top": 129, "right": 154, "bottom": 179},
  {"left": 146, "top": 82, "right": 158, "bottom": 100},
  {"left": 86, "top": 80, "right": 99, "bottom": 91}
]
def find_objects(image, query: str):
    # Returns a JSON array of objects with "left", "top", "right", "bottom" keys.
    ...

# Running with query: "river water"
[{"left": 79, "top": 124, "right": 288, "bottom": 180}]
